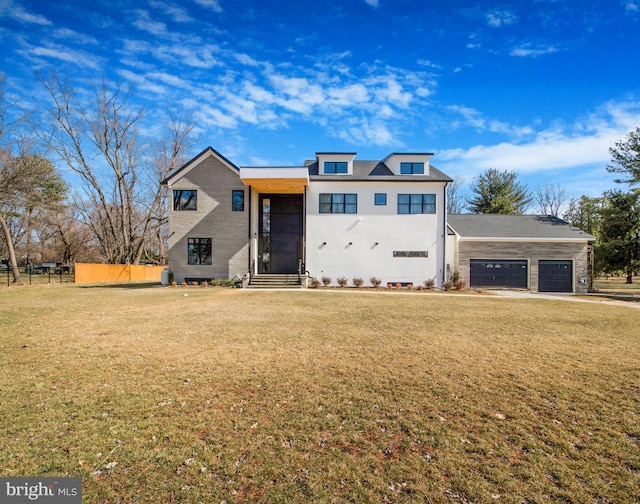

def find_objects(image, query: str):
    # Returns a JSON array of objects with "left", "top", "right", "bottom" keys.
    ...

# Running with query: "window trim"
[
  {"left": 397, "top": 194, "right": 436, "bottom": 214},
  {"left": 173, "top": 189, "right": 197, "bottom": 211},
  {"left": 187, "top": 238, "right": 212, "bottom": 265}
]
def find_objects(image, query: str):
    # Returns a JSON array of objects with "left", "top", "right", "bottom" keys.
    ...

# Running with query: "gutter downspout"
[{"left": 442, "top": 181, "right": 449, "bottom": 286}]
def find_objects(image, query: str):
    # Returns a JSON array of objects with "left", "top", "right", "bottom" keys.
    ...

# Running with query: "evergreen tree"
[
  {"left": 596, "top": 190, "right": 640, "bottom": 283},
  {"left": 607, "top": 127, "right": 640, "bottom": 187},
  {"left": 466, "top": 168, "right": 532, "bottom": 214}
]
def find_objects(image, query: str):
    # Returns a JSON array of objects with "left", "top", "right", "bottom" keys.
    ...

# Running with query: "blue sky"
[{"left": 2, "top": 0, "right": 640, "bottom": 201}]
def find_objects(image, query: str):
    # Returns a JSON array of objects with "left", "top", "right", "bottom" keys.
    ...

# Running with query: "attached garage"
[
  {"left": 538, "top": 260, "right": 573, "bottom": 292},
  {"left": 470, "top": 259, "right": 528, "bottom": 289},
  {"left": 447, "top": 215, "right": 595, "bottom": 294}
]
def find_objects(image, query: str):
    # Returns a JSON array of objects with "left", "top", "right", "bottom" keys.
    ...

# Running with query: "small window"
[
  {"left": 374, "top": 193, "right": 387, "bottom": 206},
  {"left": 232, "top": 190, "right": 245, "bottom": 211},
  {"left": 400, "top": 162, "right": 424, "bottom": 175},
  {"left": 319, "top": 193, "right": 357, "bottom": 214},
  {"left": 188, "top": 238, "right": 212, "bottom": 265},
  {"left": 173, "top": 190, "right": 197, "bottom": 211},
  {"left": 324, "top": 161, "right": 348, "bottom": 174},
  {"left": 397, "top": 194, "right": 436, "bottom": 214}
]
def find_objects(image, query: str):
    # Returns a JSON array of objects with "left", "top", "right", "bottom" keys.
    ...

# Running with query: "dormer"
[
  {"left": 316, "top": 152, "right": 357, "bottom": 176},
  {"left": 383, "top": 153, "right": 434, "bottom": 176}
]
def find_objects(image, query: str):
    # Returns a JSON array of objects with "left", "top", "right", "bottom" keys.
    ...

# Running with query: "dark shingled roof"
[
  {"left": 448, "top": 214, "right": 595, "bottom": 240},
  {"left": 305, "top": 160, "right": 452, "bottom": 182}
]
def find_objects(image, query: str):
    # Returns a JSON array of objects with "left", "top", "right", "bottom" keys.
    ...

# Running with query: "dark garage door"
[
  {"left": 538, "top": 260, "right": 573, "bottom": 292},
  {"left": 470, "top": 259, "right": 528, "bottom": 289}
]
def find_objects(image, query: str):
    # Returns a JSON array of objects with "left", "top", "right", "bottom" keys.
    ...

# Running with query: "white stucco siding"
[{"left": 305, "top": 180, "right": 447, "bottom": 286}]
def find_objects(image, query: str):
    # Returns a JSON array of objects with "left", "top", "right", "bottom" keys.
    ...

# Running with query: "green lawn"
[{"left": 1, "top": 285, "right": 638, "bottom": 503}]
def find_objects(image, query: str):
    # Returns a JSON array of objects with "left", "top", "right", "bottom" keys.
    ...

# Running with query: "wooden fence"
[{"left": 74, "top": 263, "right": 166, "bottom": 284}]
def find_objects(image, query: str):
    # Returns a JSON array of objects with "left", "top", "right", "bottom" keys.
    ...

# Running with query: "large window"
[
  {"left": 232, "top": 190, "right": 245, "bottom": 211},
  {"left": 397, "top": 194, "right": 436, "bottom": 214},
  {"left": 188, "top": 238, "right": 212, "bottom": 265},
  {"left": 324, "top": 161, "right": 348, "bottom": 174},
  {"left": 400, "top": 162, "right": 424, "bottom": 175},
  {"left": 173, "top": 190, "right": 197, "bottom": 211},
  {"left": 319, "top": 193, "right": 357, "bottom": 214}
]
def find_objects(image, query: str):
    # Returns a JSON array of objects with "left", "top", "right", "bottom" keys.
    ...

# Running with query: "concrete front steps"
[{"left": 248, "top": 274, "right": 303, "bottom": 289}]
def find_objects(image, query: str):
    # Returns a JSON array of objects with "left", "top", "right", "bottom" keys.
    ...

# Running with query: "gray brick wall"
[
  {"left": 456, "top": 241, "right": 590, "bottom": 293},
  {"left": 168, "top": 155, "right": 249, "bottom": 282}
]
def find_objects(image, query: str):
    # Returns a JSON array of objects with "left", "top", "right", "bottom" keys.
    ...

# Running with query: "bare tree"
[
  {"left": 37, "top": 73, "right": 195, "bottom": 264},
  {"left": 447, "top": 177, "right": 466, "bottom": 214},
  {"left": 534, "top": 184, "right": 568, "bottom": 217}
]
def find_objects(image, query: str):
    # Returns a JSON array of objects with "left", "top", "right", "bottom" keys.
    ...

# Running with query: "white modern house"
[
  {"left": 162, "top": 146, "right": 594, "bottom": 292},
  {"left": 162, "top": 147, "right": 452, "bottom": 287}
]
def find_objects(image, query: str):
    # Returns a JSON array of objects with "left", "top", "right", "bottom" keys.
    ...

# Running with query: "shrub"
[
  {"left": 387, "top": 283, "right": 393, "bottom": 289},
  {"left": 168, "top": 270, "right": 174, "bottom": 284},
  {"left": 370, "top": 277, "right": 382, "bottom": 289},
  {"left": 396, "top": 282, "right": 402, "bottom": 289},
  {"left": 337, "top": 277, "right": 348, "bottom": 287},
  {"left": 442, "top": 281, "right": 454, "bottom": 291},
  {"left": 171, "top": 280, "right": 177, "bottom": 287},
  {"left": 181, "top": 281, "right": 187, "bottom": 287},
  {"left": 407, "top": 283, "right": 413, "bottom": 290},
  {"left": 452, "top": 270, "right": 460, "bottom": 283},
  {"left": 321, "top": 276, "right": 332, "bottom": 287},
  {"left": 309, "top": 277, "right": 321, "bottom": 288},
  {"left": 455, "top": 280, "right": 466, "bottom": 291},
  {"left": 352, "top": 277, "right": 364, "bottom": 288},
  {"left": 202, "top": 281, "right": 209, "bottom": 287},
  {"left": 192, "top": 281, "right": 199, "bottom": 287},
  {"left": 424, "top": 279, "right": 435, "bottom": 289}
]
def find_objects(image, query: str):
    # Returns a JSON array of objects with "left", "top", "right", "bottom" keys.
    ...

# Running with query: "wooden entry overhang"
[{"left": 240, "top": 166, "right": 309, "bottom": 193}]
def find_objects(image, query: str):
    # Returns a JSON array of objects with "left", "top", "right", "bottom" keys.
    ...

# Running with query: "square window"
[
  {"left": 232, "top": 190, "right": 244, "bottom": 211},
  {"left": 187, "top": 238, "right": 212, "bottom": 265},
  {"left": 173, "top": 190, "right": 197, "bottom": 211},
  {"left": 375, "top": 193, "right": 387, "bottom": 205}
]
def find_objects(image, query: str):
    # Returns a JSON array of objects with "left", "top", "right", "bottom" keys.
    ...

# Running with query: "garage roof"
[{"left": 448, "top": 214, "right": 595, "bottom": 241}]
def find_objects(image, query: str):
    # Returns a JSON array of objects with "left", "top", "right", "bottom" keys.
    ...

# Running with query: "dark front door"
[{"left": 259, "top": 195, "right": 303, "bottom": 274}]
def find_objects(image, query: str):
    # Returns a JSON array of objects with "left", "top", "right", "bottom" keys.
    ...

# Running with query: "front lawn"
[{"left": 1, "top": 285, "right": 638, "bottom": 503}]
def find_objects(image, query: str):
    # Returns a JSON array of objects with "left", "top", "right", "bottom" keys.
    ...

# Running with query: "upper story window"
[
  {"left": 397, "top": 194, "right": 436, "bottom": 214},
  {"left": 319, "top": 193, "right": 357, "bottom": 214},
  {"left": 232, "top": 190, "right": 245, "bottom": 211},
  {"left": 374, "top": 193, "right": 387, "bottom": 206},
  {"left": 173, "top": 190, "right": 197, "bottom": 211},
  {"left": 324, "top": 161, "right": 348, "bottom": 174},
  {"left": 400, "top": 162, "right": 425, "bottom": 175}
]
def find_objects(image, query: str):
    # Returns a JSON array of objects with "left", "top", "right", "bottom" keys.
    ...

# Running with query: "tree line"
[
  {"left": 0, "top": 74, "right": 196, "bottom": 283},
  {"left": 1, "top": 73, "right": 638, "bottom": 283},
  {"left": 448, "top": 128, "right": 640, "bottom": 283}
]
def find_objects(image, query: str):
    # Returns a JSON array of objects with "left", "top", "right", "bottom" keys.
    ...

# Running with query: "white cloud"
[
  {"left": 149, "top": 0, "right": 193, "bottom": 22},
  {"left": 438, "top": 100, "right": 640, "bottom": 177},
  {"left": 26, "top": 43, "right": 103, "bottom": 70},
  {"left": 486, "top": 9, "right": 517, "bottom": 27},
  {"left": 625, "top": 1, "right": 639, "bottom": 12},
  {"left": 364, "top": 0, "right": 379, "bottom": 7},
  {"left": 133, "top": 10, "right": 167, "bottom": 36},
  {"left": 3, "top": 1, "right": 51, "bottom": 25},
  {"left": 510, "top": 44, "right": 559, "bottom": 57},
  {"left": 52, "top": 28, "right": 98, "bottom": 45},
  {"left": 193, "top": 0, "right": 223, "bottom": 13}
]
